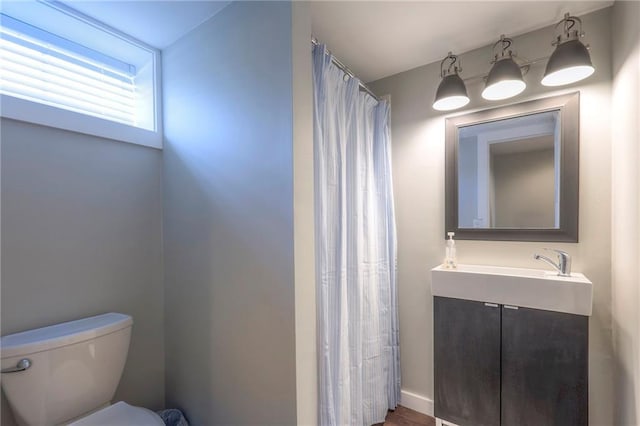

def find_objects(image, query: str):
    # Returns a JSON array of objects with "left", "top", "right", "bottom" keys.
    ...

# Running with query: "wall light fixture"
[
  {"left": 542, "top": 13, "right": 594, "bottom": 86},
  {"left": 432, "top": 12, "right": 595, "bottom": 111},
  {"left": 481, "top": 35, "right": 526, "bottom": 101},
  {"left": 433, "top": 52, "right": 469, "bottom": 111}
]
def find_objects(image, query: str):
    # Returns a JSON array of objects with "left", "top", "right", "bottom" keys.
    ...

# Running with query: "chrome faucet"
[{"left": 534, "top": 248, "right": 572, "bottom": 277}]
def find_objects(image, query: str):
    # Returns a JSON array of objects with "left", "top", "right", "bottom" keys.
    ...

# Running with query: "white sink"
[{"left": 431, "top": 264, "right": 593, "bottom": 316}]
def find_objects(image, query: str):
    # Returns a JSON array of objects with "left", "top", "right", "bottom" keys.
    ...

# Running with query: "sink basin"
[{"left": 431, "top": 264, "right": 593, "bottom": 316}]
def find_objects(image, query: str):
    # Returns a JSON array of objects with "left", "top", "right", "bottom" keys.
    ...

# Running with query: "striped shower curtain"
[{"left": 313, "top": 43, "right": 400, "bottom": 426}]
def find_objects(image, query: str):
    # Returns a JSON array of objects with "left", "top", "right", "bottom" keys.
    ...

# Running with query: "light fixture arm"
[
  {"left": 440, "top": 52, "right": 462, "bottom": 77},
  {"left": 490, "top": 35, "right": 515, "bottom": 63},
  {"left": 553, "top": 13, "right": 585, "bottom": 45}
]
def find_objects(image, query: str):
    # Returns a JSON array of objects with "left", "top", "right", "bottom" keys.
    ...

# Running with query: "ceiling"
[
  {"left": 309, "top": 1, "right": 613, "bottom": 82},
  {"left": 58, "top": 0, "right": 231, "bottom": 49},
  {"left": 57, "top": 1, "right": 612, "bottom": 82}
]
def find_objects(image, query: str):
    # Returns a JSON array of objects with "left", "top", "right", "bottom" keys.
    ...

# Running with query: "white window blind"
[{"left": 0, "top": 13, "right": 139, "bottom": 127}]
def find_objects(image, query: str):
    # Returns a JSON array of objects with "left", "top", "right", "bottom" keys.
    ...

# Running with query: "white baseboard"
[
  {"left": 435, "top": 418, "right": 460, "bottom": 426},
  {"left": 400, "top": 389, "right": 434, "bottom": 417}
]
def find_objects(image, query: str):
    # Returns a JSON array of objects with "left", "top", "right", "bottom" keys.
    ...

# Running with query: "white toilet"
[{"left": 1, "top": 313, "right": 165, "bottom": 426}]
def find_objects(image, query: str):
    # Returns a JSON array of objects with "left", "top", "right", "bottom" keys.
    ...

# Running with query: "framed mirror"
[{"left": 445, "top": 92, "right": 579, "bottom": 242}]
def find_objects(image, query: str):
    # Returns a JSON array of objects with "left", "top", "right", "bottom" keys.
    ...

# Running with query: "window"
[{"left": 0, "top": 1, "right": 161, "bottom": 148}]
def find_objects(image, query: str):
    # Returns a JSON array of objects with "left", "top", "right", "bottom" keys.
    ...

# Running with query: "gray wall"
[
  {"left": 162, "top": 2, "right": 297, "bottom": 424},
  {"left": 611, "top": 1, "right": 640, "bottom": 424},
  {"left": 370, "top": 7, "right": 614, "bottom": 424},
  {"left": 1, "top": 119, "right": 165, "bottom": 425}
]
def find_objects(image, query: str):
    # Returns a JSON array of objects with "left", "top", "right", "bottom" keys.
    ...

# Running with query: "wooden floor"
[{"left": 375, "top": 405, "right": 436, "bottom": 426}]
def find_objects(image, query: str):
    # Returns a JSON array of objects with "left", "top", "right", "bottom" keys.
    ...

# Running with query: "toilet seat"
[{"left": 68, "top": 402, "right": 165, "bottom": 426}]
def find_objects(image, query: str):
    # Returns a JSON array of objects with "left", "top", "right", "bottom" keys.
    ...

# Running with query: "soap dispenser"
[{"left": 445, "top": 232, "right": 457, "bottom": 269}]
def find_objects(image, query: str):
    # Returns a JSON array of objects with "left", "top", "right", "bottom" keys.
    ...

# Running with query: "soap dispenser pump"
[{"left": 445, "top": 232, "right": 457, "bottom": 269}]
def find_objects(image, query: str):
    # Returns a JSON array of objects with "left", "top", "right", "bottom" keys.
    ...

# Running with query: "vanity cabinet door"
[
  {"left": 434, "top": 296, "right": 501, "bottom": 426},
  {"left": 501, "top": 306, "right": 588, "bottom": 426}
]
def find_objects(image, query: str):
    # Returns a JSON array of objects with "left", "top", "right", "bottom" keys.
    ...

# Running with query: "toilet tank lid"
[{"left": 1, "top": 313, "right": 133, "bottom": 359}]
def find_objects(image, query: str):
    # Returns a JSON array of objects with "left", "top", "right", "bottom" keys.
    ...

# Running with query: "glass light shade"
[
  {"left": 482, "top": 57, "right": 526, "bottom": 101},
  {"left": 542, "top": 39, "right": 595, "bottom": 86},
  {"left": 433, "top": 73, "right": 469, "bottom": 111}
]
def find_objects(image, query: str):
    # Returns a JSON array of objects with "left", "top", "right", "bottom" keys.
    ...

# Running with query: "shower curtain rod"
[{"left": 311, "top": 37, "right": 380, "bottom": 102}]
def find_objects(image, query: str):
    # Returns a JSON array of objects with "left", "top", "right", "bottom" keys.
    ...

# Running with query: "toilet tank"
[{"left": 1, "top": 313, "right": 133, "bottom": 426}]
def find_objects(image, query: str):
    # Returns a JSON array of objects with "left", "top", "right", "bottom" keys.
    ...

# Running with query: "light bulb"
[
  {"left": 433, "top": 95, "right": 470, "bottom": 111},
  {"left": 482, "top": 79, "right": 526, "bottom": 101},
  {"left": 541, "top": 65, "right": 594, "bottom": 86}
]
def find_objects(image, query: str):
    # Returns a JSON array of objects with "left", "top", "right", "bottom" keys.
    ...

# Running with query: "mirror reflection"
[{"left": 457, "top": 110, "right": 560, "bottom": 229}]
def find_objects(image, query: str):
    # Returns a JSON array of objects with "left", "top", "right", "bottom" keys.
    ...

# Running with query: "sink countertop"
[{"left": 431, "top": 264, "right": 593, "bottom": 316}]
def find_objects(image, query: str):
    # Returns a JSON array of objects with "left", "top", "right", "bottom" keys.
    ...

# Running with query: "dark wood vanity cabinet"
[{"left": 434, "top": 296, "right": 588, "bottom": 426}]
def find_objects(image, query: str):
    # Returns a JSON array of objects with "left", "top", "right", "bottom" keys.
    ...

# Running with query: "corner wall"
[
  {"left": 292, "top": 2, "right": 318, "bottom": 425},
  {"left": 611, "top": 1, "right": 640, "bottom": 424},
  {"left": 162, "top": 2, "right": 298, "bottom": 423},
  {"left": 1, "top": 119, "right": 165, "bottom": 425},
  {"left": 369, "top": 7, "right": 614, "bottom": 424}
]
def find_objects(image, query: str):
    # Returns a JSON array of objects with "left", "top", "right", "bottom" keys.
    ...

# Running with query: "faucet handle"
[
  {"left": 543, "top": 248, "right": 571, "bottom": 276},
  {"left": 544, "top": 248, "right": 570, "bottom": 258}
]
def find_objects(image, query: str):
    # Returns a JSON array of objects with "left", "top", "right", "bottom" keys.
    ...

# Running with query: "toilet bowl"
[
  {"left": 0, "top": 313, "right": 164, "bottom": 426},
  {"left": 69, "top": 402, "right": 164, "bottom": 426}
]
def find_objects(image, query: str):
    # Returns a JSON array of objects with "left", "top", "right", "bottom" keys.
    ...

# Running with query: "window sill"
[{"left": 0, "top": 95, "right": 163, "bottom": 149}]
